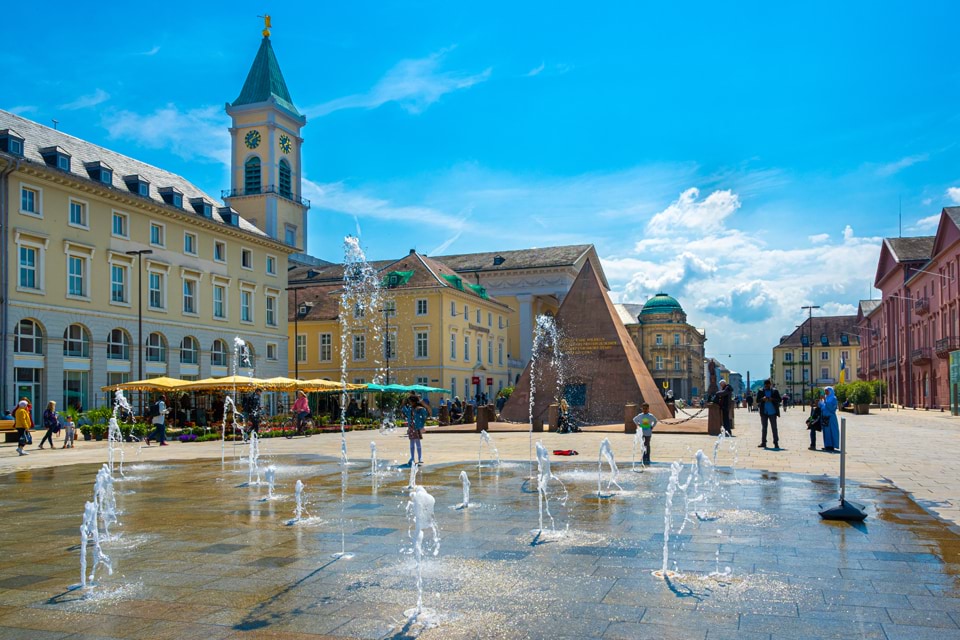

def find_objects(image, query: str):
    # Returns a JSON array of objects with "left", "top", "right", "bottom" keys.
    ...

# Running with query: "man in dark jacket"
[
  {"left": 757, "top": 379, "right": 782, "bottom": 449},
  {"left": 716, "top": 380, "right": 733, "bottom": 434}
]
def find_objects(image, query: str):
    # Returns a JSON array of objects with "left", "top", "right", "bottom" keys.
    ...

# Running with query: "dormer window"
[
  {"left": 800, "top": 335, "right": 809, "bottom": 347},
  {"left": 218, "top": 207, "right": 240, "bottom": 226},
  {"left": 158, "top": 187, "right": 183, "bottom": 208},
  {"left": 493, "top": 255, "right": 505, "bottom": 266},
  {"left": 84, "top": 161, "right": 113, "bottom": 186},
  {"left": 39, "top": 146, "right": 71, "bottom": 172},
  {"left": 189, "top": 197, "right": 213, "bottom": 218},
  {"left": 0, "top": 129, "right": 25, "bottom": 156},
  {"left": 123, "top": 175, "right": 150, "bottom": 198},
  {"left": 840, "top": 334, "right": 849, "bottom": 346},
  {"left": 820, "top": 333, "right": 829, "bottom": 346}
]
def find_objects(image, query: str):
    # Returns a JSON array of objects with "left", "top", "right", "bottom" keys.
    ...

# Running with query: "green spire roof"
[{"left": 232, "top": 37, "right": 300, "bottom": 116}]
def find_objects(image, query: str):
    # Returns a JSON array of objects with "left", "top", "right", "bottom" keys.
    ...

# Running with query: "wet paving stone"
[{"left": 1, "top": 454, "right": 959, "bottom": 638}]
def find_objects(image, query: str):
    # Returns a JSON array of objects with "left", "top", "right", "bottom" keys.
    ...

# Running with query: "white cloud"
[
  {"left": 307, "top": 48, "right": 491, "bottom": 117},
  {"left": 909, "top": 213, "right": 941, "bottom": 232},
  {"left": 140, "top": 45, "right": 161, "bottom": 56},
  {"left": 876, "top": 153, "right": 928, "bottom": 177},
  {"left": 7, "top": 105, "right": 37, "bottom": 115},
  {"left": 808, "top": 233, "right": 830, "bottom": 243},
  {"left": 102, "top": 104, "right": 229, "bottom": 165},
  {"left": 526, "top": 62, "right": 545, "bottom": 77},
  {"left": 947, "top": 187, "right": 960, "bottom": 204},
  {"left": 60, "top": 89, "right": 110, "bottom": 111},
  {"left": 646, "top": 188, "right": 740, "bottom": 234},
  {"left": 302, "top": 178, "right": 470, "bottom": 232}
]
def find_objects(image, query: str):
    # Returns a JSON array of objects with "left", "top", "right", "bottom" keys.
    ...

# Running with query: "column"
[{"left": 517, "top": 294, "right": 534, "bottom": 365}]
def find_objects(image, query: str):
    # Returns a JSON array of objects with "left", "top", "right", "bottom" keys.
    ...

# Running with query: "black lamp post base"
[{"left": 819, "top": 499, "right": 868, "bottom": 521}]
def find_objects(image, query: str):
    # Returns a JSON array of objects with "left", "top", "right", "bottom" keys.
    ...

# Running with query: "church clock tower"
[{"left": 225, "top": 17, "right": 309, "bottom": 253}]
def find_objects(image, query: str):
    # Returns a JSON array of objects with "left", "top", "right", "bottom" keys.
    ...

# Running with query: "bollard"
[
  {"left": 476, "top": 405, "right": 489, "bottom": 432},
  {"left": 439, "top": 405, "right": 450, "bottom": 426},
  {"left": 666, "top": 401, "right": 676, "bottom": 418},
  {"left": 464, "top": 403, "right": 475, "bottom": 424},
  {"left": 707, "top": 403, "right": 721, "bottom": 436},
  {"left": 624, "top": 403, "right": 638, "bottom": 434},
  {"left": 547, "top": 403, "right": 559, "bottom": 432}
]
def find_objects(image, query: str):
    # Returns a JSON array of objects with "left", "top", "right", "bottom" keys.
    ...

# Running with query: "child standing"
[
  {"left": 632, "top": 402, "right": 658, "bottom": 464},
  {"left": 62, "top": 418, "right": 76, "bottom": 448}
]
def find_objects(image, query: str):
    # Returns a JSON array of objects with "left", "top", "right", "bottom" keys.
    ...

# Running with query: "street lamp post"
[
  {"left": 285, "top": 286, "right": 307, "bottom": 380},
  {"left": 801, "top": 305, "right": 820, "bottom": 403},
  {"left": 126, "top": 249, "right": 153, "bottom": 414}
]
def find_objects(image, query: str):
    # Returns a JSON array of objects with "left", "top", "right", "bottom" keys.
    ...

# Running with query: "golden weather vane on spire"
[{"left": 258, "top": 14, "right": 272, "bottom": 38}]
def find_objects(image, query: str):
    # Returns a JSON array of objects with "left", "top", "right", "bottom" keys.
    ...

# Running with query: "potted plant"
[
  {"left": 92, "top": 422, "right": 107, "bottom": 441},
  {"left": 80, "top": 424, "right": 93, "bottom": 441},
  {"left": 849, "top": 381, "right": 874, "bottom": 415}
]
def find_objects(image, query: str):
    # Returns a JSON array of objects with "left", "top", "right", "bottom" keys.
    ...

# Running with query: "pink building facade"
[{"left": 864, "top": 208, "right": 960, "bottom": 410}]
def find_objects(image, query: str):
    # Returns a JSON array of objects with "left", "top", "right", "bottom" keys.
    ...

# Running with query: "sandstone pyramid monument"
[{"left": 501, "top": 259, "right": 670, "bottom": 425}]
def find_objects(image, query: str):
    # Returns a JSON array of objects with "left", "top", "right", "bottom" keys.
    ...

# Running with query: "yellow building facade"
[
  {"left": 770, "top": 315, "right": 860, "bottom": 401},
  {"left": 288, "top": 251, "right": 512, "bottom": 401},
  {"left": 0, "top": 32, "right": 303, "bottom": 416}
]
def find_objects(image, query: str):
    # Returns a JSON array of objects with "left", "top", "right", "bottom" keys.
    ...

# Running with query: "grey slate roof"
[
  {"left": 436, "top": 244, "right": 593, "bottom": 272},
  {"left": 0, "top": 110, "right": 271, "bottom": 240},
  {"left": 943, "top": 207, "right": 960, "bottom": 229},
  {"left": 614, "top": 303, "right": 645, "bottom": 325},
  {"left": 858, "top": 299, "right": 881, "bottom": 316},
  {"left": 886, "top": 236, "right": 935, "bottom": 262},
  {"left": 778, "top": 315, "right": 860, "bottom": 347}
]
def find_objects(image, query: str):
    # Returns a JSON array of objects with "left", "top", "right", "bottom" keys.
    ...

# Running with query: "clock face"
[
  {"left": 244, "top": 130, "right": 261, "bottom": 149},
  {"left": 279, "top": 134, "right": 292, "bottom": 154}
]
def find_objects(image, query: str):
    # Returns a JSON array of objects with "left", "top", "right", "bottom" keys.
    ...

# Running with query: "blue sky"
[{"left": 4, "top": 2, "right": 960, "bottom": 380}]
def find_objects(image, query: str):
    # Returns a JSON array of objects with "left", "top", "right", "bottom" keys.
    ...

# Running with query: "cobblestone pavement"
[{"left": 4, "top": 407, "right": 958, "bottom": 524}]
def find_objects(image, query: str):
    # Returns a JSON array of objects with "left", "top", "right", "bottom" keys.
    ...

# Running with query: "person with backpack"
[
  {"left": 146, "top": 395, "right": 168, "bottom": 446},
  {"left": 39, "top": 400, "right": 61, "bottom": 450}
]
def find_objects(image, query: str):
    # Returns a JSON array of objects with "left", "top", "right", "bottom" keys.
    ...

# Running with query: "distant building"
[
  {"left": 615, "top": 293, "right": 707, "bottom": 401},
  {"left": 770, "top": 316, "right": 860, "bottom": 401}
]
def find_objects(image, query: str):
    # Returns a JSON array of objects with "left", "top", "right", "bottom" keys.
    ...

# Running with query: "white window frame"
[
  {"left": 146, "top": 260, "right": 170, "bottom": 312},
  {"left": 107, "top": 251, "right": 133, "bottom": 307},
  {"left": 488, "top": 312, "right": 492, "bottom": 327},
  {"left": 266, "top": 254, "right": 277, "bottom": 276},
  {"left": 15, "top": 231, "right": 47, "bottom": 295},
  {"left": 111, "top": 211, "right": 129, "bottom": 239},
  {"left": 476, "top": 337, "right": 482, "bottom": 362},
  {"left": 212, "top": 276, "right": 230, "bottom": 321},
  {"left": 674, "top": 355, "right": 681, "bottom": 371},
  {"left": 181, "top": 269, "right": 201, "bottom": 316},
  {"left": 68, "top": 198, "right": 89, "bottom": 229},
  {"left": 785, "top": 369, "right": 793, "bottom": 382},
  {"left": 179, "top": 336, "right": 199, "bottom": 365},
  {"left": 263, "top": 287, "right": 280, "bottom": 327},
  {"left": 296, "top": 334, "right": 307, "bottom": 363},
  {"left": 384, "top": 331, "right": 397, "bottom": 360},
  {"left": 149, "top": 221, "right": 166, "bottom": 248},
  {"left": 284, "top": 224, "right": 297, "bottom": 247},
  {"left": 266, "top": 342, "right": 278, "bottom": 361},
  {"left": 499, "top": 315, "right": 504, "bottom": 329},
  {"left": 319, "top": 333, "right": 333, "bottom": 362},
  {"left": 464, "top": 335, "right": 470, "bottom": 362},
  {"left": 241, "top": 247, "right": 253, "bottom": 271},
  {"left": 353, "top": 334, "right": 366, "bottom": 361},
  {"left": 655, "top": 334, "right": 663, "bottom": 346},
  {"left": 488, "top": 339, "right": 493, "bottom": 364},
  {"left": 450, "top": 301, "right": 456, "bottom": 317},
  {"left": 821, "top": 351, "right": 830, "bottom": 361},
  {"left": 416, "top": 299, "right": 428, "bottom": 316},
  {"left": 450, "top": 332, "right": 457, "bottom": 360},
  {"left": 655, "top": 355, "right": 664, "bottom": 370},
  {"left": 183, "top": 231, "right": 198, "bottom": 256},
  {"left": 213, "top": 240, "right": 227, "bottom": 264},
  {"left": 19, "top": 182, "right": 42, "bottom": 218},
  {"left": 239, "top": 283, "right": 256, "bottom": 324},
  {"left": 18, "top": 244, "right": 39, "bottom": 291},
  {"left": 415, "top": 330, "right": 429, "bottom": 359},
  {"left": 498, "top": 341, "right": 504, "bottom": 366},
  {"left": 64, "top": 241, "right": 95, "bottom": 301}
]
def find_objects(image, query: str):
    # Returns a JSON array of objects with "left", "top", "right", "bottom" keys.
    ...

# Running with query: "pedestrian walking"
[
  {"left": 819, "top": 386, "right": 840, "bottom": 451},
  {"left": 805, "top": 399, "right": 822, "bottom": 450},
  {"left": 14, "top": 400, "right": 30, "bottom": 456},
  {"left": 757, "top": 379, "right": 781, "bottom": 449},
  {"left": 39, "top": 400, "right": 60, "bottom": 449},
  {"left": 403, "top": 394, "right": 427, "bottom": 465},
  {"left": 716, "top": 380, "right": 733, "bottom": 434},
  {"left": 63, "top": 418, "right": 76, "bottom": 448},
  {"left": 632, "top": 402, "right": 658, "bottom": 464},
  {"left": 146, "top": 395, "right": 168, "bottom": 446}
]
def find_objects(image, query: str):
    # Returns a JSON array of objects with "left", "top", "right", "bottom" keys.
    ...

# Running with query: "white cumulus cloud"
[
  {"left": 647, "top": 188, "right": 740, "bottom": 235},
  {"left": 60, "top": 89, "right": 110, "bottom": 111}
]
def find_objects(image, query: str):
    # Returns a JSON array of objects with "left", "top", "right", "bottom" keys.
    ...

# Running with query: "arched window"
[
  {"left": 63, "top": 324, "right": 90, "bottom": 357},
  {"left": 180, "top": 336, "right": 199, "bottom": 364},
  {"left": 278, "top": 159, "right": 292, "bottom": 199},
  {"left": 107, "top": 329, "right": 130, "bottom": 360},
  {"left": 244, "top": 156, "right": 261, "bottom": 195},
  {"left": 14, "top": 319, "right": 43, "bottom": 354},
  {"left": 238, "top": 341, "right": 256, "bottom": 369},
  {"left": 146, "top": 332, "right": 167, "bottom": 362},
  {"left": 211, "top": 339, "right": 228, "bottom": 367}
]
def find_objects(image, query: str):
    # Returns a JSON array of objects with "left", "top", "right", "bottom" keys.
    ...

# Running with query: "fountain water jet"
[
  {"left": 598, "top": 437, "right": 623, "bottom": 496},
  {"left": 247, "top": 431, "right": 261, "bottom": 486},
  {"left": 403, "top": 485, "right": 440, "bottom": 622},
  {"left": 478, "top": 430, "right": 501, "bottom": 469},
  {"left": 458, "top": 470, "right": 471, "bottom": 509},
  {"left": 264, "top": 465, "right": 277, "bottom": 500},
  {"left": 535, "top": 441, "right": 568, "bottom": 534},
  {"left": 292, "top": 480, "right": 305, "bottom": 522},
  {"left": 631, "top": 430, "right": 647, "bottom": 472},
  {"left": 528, "top": 315, "right": 563, "bottom": 474}
]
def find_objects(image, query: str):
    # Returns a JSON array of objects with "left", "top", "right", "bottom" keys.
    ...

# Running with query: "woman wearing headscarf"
[{"left": 819, "top": 386, "right": 840, "bottom": 452}]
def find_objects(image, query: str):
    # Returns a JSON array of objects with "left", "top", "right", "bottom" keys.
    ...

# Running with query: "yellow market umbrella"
[
  {"left": 257, "top": 376, "right": 300, "bottom": 391},
  {"left": 101, "top": 376, "right": 190, "bottom": 392},
  {"left": 178, "top": 375, "right": 266, "bottom": 392},
  {"left": 296, "top": 378, "right": 366, "bottom": 392}
]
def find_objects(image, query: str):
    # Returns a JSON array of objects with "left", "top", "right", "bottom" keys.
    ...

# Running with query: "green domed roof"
[{"left": 641, "top": 293, "right": 683, "bottom": 315}]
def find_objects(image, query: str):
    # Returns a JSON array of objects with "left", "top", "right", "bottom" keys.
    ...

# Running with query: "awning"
[{"left": 101, "top": 376, "right": 191, "bottom": 392}]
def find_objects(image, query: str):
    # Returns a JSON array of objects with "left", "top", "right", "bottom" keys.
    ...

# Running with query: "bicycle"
[{"left": 282, "top": 413, "right": 315, "bottom": 438}]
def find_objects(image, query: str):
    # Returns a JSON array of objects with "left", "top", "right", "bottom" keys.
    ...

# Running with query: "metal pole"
[
  {"left": 840, "top": 416, "right": 846, "bottom": 502},
  {"left": 293, "top": 288, "right": 299, "bottom": 380},
  {"left": 126, "top": 249, "right": 152, "bottom": 415}
]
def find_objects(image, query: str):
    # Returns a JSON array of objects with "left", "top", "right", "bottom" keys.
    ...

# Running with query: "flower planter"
[{"left": 855, "top": 404, "right": 870, "bottom": 415}]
